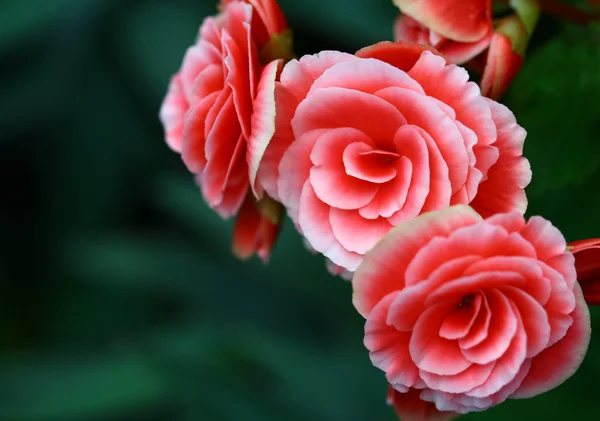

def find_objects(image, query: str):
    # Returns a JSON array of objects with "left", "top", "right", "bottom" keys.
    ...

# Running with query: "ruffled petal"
[
  {"left": 298, "top": 183, "right": 363, "bottom": 271},
  {"left": 248, "top": 59, "right": 282, "bottom": 196},
  {"left": 512, "top": 282, "right": 590, "bottom": 398},
  {"left": 160, "top": 75, "right": 190, "bottom": 152},
  {"left": 352, "top": 206, "right": 482, "bottom": 317}
]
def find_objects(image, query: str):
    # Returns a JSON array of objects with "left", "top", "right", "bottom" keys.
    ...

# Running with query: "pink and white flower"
[
  {"left": 353, "top": 206, "right": 591, "bottom": 414},
  {"left": 252, "top": 42, "right": 531, "bottom": 272}
]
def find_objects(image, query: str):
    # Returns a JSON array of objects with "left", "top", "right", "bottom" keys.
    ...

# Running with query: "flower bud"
[{"left": 569, "top": 238, "right": 600, "bottom": 305}]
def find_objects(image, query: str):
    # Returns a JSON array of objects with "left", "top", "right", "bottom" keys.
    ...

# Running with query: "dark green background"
[{"left": 0, "top": 0, "right": 599, "bottom": 420}]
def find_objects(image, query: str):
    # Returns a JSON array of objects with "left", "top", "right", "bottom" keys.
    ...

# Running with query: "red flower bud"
[
  {"left": 479, "top": 32, "right": 524, "bottom": 100},
  {"left": 387, "top": 385, "right": 457, "bottom": 421},
  {"left": 232, "top": 193, "right": 283, "bottom": 263},
  {"left": 569, "top": 238, "right": 600, "bottom": 305}
]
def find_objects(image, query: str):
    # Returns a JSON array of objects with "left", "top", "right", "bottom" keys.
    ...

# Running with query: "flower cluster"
[{"left": 160, "top": 1, "right": 598, "bottom": 419}]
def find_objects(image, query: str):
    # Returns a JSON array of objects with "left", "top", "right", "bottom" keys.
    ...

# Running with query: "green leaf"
[
  {"left": 505, "top": 24, "right": 600, "bottom": 199},
  {"left": 527, "top": 166, "right": 600, "bottom": 240}
]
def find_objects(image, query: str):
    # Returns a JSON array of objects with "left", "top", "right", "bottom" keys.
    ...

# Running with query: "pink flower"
[
  {"left": 387, "top": 385, "right": 456, "bottom": 421},
  {"left": 392, "top": 1, "right": 528, "bottom": 100},
  {"left": 569, "top": 238, "right": 600, "bottom": 305},
  {"left": 352, "top": 206, "right": 591, "bottom": 414},
  {"left": 159, "top": 0, "right": 290, "bottom": 218},
  {"left": 252, "top": 41, "right": 531, "bottom": 272},
  {"left": 393, "top": 0, "right": 493, "bottom": 43},
  {"left": 232, "top": 193, "right": 282, "bottom": 263},
  {"left": 394, "top": 14, "right": 492, "bottom": 64}
]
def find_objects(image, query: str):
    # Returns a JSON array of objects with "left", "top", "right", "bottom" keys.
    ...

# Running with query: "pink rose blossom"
[
  {"left": 252, "top": 41, "right": 531, "bottom": 272},
  {"left": 394, "top": 14, "right": 492, "bottom": 64},
  {"left": 393, "top": 0, "right": 493, "bottom": 45},
  {"left": 159, "top": 0, "right": 290, "bottom": 218},
  {"left": 352, "top": 206, "right": 591, "bottom": 414},
  {"left": 159, "top": 0, "right": 291, "bottom": 262}
]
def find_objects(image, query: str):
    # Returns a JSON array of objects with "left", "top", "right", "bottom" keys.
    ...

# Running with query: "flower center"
[
  {"left": 458, "top": 294, "right": 475, "bottom": 308},
  {"left": 343, "top": 144, "right": 399, "bottom": 184},
  {"left": 358, "top": 149, "right": 401, "bottom": 164}
]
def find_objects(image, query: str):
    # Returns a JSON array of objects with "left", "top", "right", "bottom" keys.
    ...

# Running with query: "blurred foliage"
[{"left": 0, "top": 0, "right": 599, "bottom": 420}]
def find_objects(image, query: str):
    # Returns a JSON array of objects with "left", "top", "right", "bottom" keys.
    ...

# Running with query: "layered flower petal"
[
  {"left": 159, "top": 75, "right": 189, "bottom": 152},
  {"left": 353, "top": 206, "right": 591, "bottom": 414},
  {"left": 248, "top": 59, "right": 283, "bottom": 196},
  {"left": 159, "top": 0, "right": 292, "bottom": 259},
  {"left": 255, "top": 43, "right": 530, "bottom": 274}
]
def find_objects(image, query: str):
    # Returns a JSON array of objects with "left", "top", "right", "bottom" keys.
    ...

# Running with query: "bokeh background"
[{"left": 1, "top": 0, "right": 599, "bottom": 420}]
